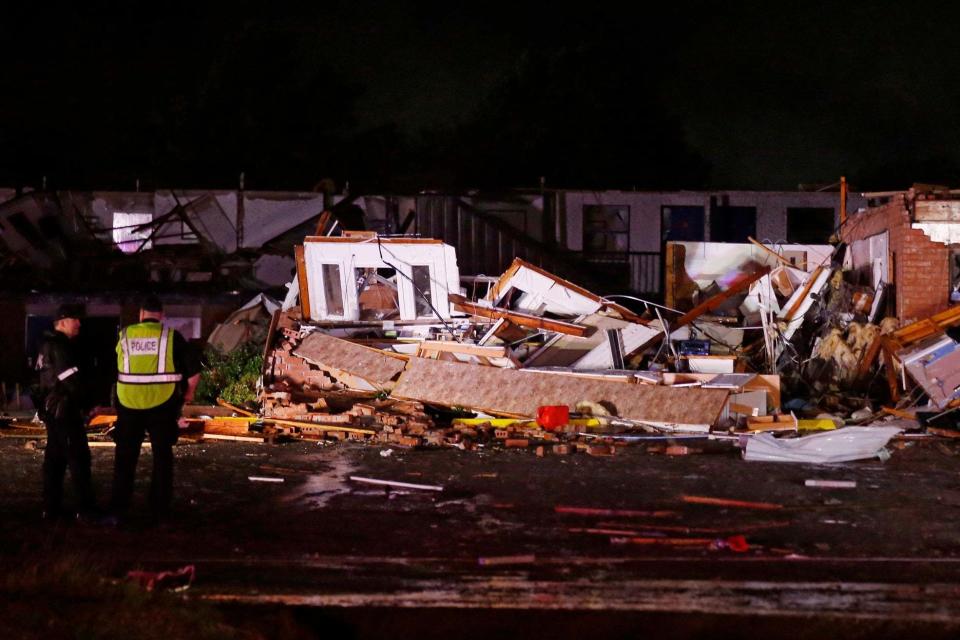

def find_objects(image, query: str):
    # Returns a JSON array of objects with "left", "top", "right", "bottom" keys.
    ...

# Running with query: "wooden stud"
[{"left": 294, "top": 244, "right": 312, "bottom": 320}]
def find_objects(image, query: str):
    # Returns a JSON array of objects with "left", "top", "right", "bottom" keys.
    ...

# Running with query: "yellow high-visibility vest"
[{"left": 116, "top": 322, "right": 182, "bottom": 409}]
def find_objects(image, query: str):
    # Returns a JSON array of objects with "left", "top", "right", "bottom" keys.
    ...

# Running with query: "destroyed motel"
[{"left": 3, "top": 182, "right": 960, "bottom": 458}]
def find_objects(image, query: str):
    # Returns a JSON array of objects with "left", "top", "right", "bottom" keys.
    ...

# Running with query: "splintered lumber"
[
  {"left": 447, "top": 294, "right": 590, "bottom": 337},
  {"left": 217, "top": 399, "right": 256, "bottom": 417},
  {"left": 682, "top": 495, "right": 783, "bottom": 510},
  {"left": 628, "top": 266, "right": 771, "bottom": 355},
  {"left": 294, "top": 332, "right": 408, "bottom": 390},
  {"left": 783, "top": 266, "right": 824, "bottom": 322},
  {"left": 392, "top": 358, "right": 729, "bottom": 429},
  {"left": 677, "top": 266, "right": 771, "bottom": 328},
  {"left": 477, "top": 554, "right": 536, "bottom": 566},
  {"left": 295, "top": 245, "right": 312, "bottom": 320},
  {"left": 265, "top": 418, "right": 376, "bottom": 435},
  {"left": 892, "top": 305, "right": 960, "bottom": 347}
]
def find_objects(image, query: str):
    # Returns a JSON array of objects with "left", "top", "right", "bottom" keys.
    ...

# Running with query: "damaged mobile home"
[{"left": 7, "top": 182, "right": 960, "bottom": 463}]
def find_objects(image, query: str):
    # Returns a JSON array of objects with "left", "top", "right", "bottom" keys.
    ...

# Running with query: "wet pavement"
[{"left": 3, "top": 434, "right": 960, "bottom": 637}]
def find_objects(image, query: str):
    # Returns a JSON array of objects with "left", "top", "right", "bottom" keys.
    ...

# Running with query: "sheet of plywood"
[
  {"left": 392, "top": 358, "right": 729, "bottom": 427},
  {"left": 294, "top": 332, "right": 408, "bottom": 390}
]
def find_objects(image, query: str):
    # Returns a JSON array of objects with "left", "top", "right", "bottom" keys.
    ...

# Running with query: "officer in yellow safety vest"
[{"left": 108, "top": 295, "right": 200, "bottom": 524}]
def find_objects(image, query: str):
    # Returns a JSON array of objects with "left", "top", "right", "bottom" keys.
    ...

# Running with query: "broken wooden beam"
[
  {"left": 448, "top": 294, "right": 590, "bottom": 337},
  {"left": 628, "top": 266, "right": 771, "bottom": 355},
  {"left": 681, "top": 495, "right": 783, "bottom": 510}
]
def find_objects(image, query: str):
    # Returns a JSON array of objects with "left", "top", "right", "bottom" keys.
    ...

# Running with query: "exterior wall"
[
  {"left": 559, "top": 190, "right": 868, "bottom": 253},
  {"left": 842, "top": 196, "right": 952, "bottom": 322}
]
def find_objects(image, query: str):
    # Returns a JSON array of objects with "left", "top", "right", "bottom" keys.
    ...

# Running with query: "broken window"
[
  {"left": 411, "top": 265, "right": 434, "bottom": 317},
  {"left": 355, "top": 267, "right": 399, "bottom": 321},
  {"left": 710, "top": 206, "right": 756, "bottom": 243},
  {"left": 321, "top": 264, "right": 345, "bottom": 316},
  {"left": 661, "top": 205, "right": 705, "bottom": 243},
  {"left": 583, "top": 205, "right": 629, "bottom": 253},
  {"left": 787, "top": 207, "right": 835, "bottom": 244},
  {"left": 112, "top": 212, "right": 153, "bottom": 253}
]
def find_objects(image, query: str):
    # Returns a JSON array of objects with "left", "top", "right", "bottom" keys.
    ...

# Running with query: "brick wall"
[{"left": 842, "top": 196, "right": 952, "bottom": 322}]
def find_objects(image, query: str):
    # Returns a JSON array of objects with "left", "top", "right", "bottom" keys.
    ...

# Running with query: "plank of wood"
[
  {"left": 294, "top": 332, "right": 408, "bottom": 390},
  {"left": 294, "top": 245, "right": 312, "bottom": 320},
  {"left": 448, "top": 294, "right": 590, "bottom": 337},
  {"left": 882, "top": 340, "right": 900, "bottom": 402},
  {"left": 855, "top": 335, "right": 883, "bottom": 383},
  {"left": 391, "top": 358, "right": 730, "bottom": 428},
  {"left": 783, "top": 266, "right": 824, "bottom": 322},
  {"left": 881, "top": 406, "right": 916, "bottom": 419},
  {"left": 265, "top": 418, "right": 376, "bottom": 435},
  {"left": 892, "top": 305, "right": 960, "bottom": 347},
  {"left": 217, "top": 399, "right": 256, "bottom": 417},
  {"left": 417, "top": 341, "right": 508, "bottom": 358},
  {"left": 261, "top": 309, "right": 281, "bottom": 379},
  {"left": 202, "top": 433, "right": 264, "bottom": 443},
  {"left": 313, "top": 210, "right": 332, "bottom": 236},
  {"left": 682, "top": 495, "right": 783, "bottom": 510}
]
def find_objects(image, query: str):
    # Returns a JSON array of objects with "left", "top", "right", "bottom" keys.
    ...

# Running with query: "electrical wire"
[
  {"left": 374, "top": 235, "right": 461, "bottom": 341},
  {"left": 600, "top": 294, "right": 683, "bottom": 315}
]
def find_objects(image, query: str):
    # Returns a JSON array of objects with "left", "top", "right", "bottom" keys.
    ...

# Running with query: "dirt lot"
[{"left": 3, "top": 433, "right": 960, "bottom": 638}]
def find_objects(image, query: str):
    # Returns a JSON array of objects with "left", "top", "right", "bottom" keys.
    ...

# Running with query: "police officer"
[
  {"left": 35, "top": 303, "right": 96, "bottom": 521},
  {"left": 109, "top": 295, "right": 200, "bottom": 523}
]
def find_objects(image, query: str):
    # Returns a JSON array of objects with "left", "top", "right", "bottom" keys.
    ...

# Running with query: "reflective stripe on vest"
[{"left": 116, "top": 322, "right": 179, "bottom": 409}]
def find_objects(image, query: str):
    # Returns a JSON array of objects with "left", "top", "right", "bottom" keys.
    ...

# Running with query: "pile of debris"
[{"left": 171, "top": 231, "right": 958, "bottom": 462}]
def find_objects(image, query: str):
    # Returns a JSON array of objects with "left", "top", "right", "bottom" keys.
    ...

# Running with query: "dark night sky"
[{"left": 1, "top": 2, "right": 958, "bottom": 192}]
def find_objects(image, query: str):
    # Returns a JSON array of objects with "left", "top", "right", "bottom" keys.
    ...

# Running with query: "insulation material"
[
  {"left": 744, "top": 426, "right": 902, "bottom": 463},
  {"left": 294, "top": 332, "right": 408, "bottom": 391},
  {"left": 392, "top": 358, "right": 730, "bottom": 429}
]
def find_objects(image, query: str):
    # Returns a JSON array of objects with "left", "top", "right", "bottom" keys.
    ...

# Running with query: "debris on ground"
[{"left": 12, "top": 210, "right": 960, "bottom": 466}]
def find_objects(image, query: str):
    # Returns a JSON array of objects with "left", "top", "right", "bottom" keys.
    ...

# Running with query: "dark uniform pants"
[
  {"left": 110, "top": 409, "right": 179, "bottom": 517},
  {"left": 43, "top": 413, "right": 95, "bottom": 514}
]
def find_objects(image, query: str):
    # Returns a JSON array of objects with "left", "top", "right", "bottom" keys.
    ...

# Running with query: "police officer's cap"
[{"left": 55, "top": 303, "right": 85, "bottom": 320}]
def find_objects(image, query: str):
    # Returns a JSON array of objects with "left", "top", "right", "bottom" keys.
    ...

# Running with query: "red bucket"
[{"left": 536, "top": 405, "right": 570, "bottom": 431}]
